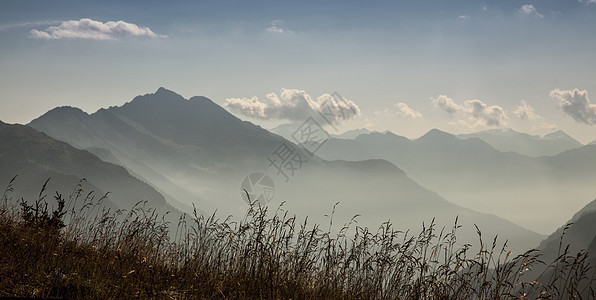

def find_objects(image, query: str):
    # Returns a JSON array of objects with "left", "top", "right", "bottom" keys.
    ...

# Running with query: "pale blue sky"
[{"left": 1, "top": 0, "right": 596, "bottom": 142}]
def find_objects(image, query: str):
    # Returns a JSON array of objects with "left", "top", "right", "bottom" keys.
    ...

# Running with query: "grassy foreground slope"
[{"left": 0, "top": 181, "right": 593, "bottom": 299}]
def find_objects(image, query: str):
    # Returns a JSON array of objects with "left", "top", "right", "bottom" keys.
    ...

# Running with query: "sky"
[{"left": 1, "top": 0, "right": 596, "bottom": 143}]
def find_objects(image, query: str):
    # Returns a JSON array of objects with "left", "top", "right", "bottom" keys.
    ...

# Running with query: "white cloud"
[
  {"left": 432, "top": 95, "right": 507, "bottom": 128},
  {"left": 458, "top": 15, "right": 470, "bottom": 20},
  {"left": 550, "top": 88, "right": 596, "bottom": 125},
  {"left": 432, "top": 95, "right": 460, "bottom": 114},
  {"left": 518, "top": 4, "right": 544, "bottom": 18},
  {"left": 395, "top": 103, "right": 422, "bottom": 118},
  {"left": 265, "top": 20, "right": 292, "bottom": 34},
  {"left": 513, "top": 101, "right": 540, "bottom": 120},
  {"left": 579, "top": 0, "right": 596, "bottom": 4},
  {"left": 30, "top": 18, "right": 166, "bottom": 40},
  {"left": 376, "top": 102, "right": 422, "bottom": 118},
  {"left": 224, "top": 88, "right": 360, "bottom": 125}
]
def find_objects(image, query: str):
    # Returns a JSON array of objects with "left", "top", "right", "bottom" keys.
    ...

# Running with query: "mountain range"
[
  {"left": 457, "top": 128, "right": 583, "bottom": 157},
  {"left": 271, "top": 123, "right": 371, "bottom": 141},
  {"left": 315, "top": 129, "right": 596, "bottom": 234},
  {"left": 23, "top": 87, "right": 548, "bottom": 253}
]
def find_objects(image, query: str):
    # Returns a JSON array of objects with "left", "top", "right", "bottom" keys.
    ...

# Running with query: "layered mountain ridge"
[
  {"left": 25, "top": 87, "right": 545, "bottom": 253},
  {"left": 316, "top": 128, "right": 596, "bottom": 234}
]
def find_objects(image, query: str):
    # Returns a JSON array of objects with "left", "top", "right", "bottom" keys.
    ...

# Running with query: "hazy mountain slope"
[
  {"left": 537, "top": 144, "right": 596, "bottom": 177},
  {"left": 0, "top": 121, "right": 176, "bottom": 215},
  {"left": 457, "top": 128, "right": 583, "bottom": 157},
  {"left": 271, "top": 122, "right": 371, "bottom": 141},
  {"left": 317, "top": 130, "right": 596, "bottom": 234},
  {"left": 280, "top": 158, "right": 543, "bottom": 254},
  {"left": 270, "top": 121, "right": 329, "bottom": 142},
  {"left": 85, "top": 145, "right": 194, "bottom": 213},
  {"left": 29, "top": 88, "right": 285, "bottom": 211},
  {"left": 27, "top": 88, "right": 544, "bottom": 253},
  {"left": 85, "top": 146, "right": 123, "bottom": 165}
]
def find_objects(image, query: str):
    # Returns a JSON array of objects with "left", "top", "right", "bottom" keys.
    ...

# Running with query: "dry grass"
[{"left": 0, "top": 176, "right": 594, "bottom": 299}]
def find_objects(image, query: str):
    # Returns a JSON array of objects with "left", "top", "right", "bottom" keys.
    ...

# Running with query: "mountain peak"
[
  {"left": 49, "top": 106, "right": 88, "bottom": 115},
  {"left": 124, "top": 87, "right": 186, "bottom": 106},
  {"left": 418, "top": 128, "right": 454, "bottom": 142},
  {"left": 29, "top": 106, "right": 89, "bottom": 125},
  {"left": 116, "top": 87, "right": 187, "bottom": 113},
  {"left": 544, "top": 130, "right": 573, "bottom": 140},
  {"left": 154, "top": 87, "right": 185, "bottom": 100},
  {"left": 543, "top": 130, "right": 582, "bottom": 146},
  {"left": 155, "top": 86, "right": 176, "bottom": 95}
]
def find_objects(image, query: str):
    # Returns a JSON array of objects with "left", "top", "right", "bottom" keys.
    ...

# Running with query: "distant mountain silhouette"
[
  {"left": 457, "top": 128, "right": 582, "bottom": 157},
  {"left": 28, "top": 88, "right": 545, "bottom": 253},
  {"left": 0, "top": 121, "right": 175, "bottom": 215},
  {"left": 331, "top": 128, "right": 371, "bottom": 139},
  {"left": 317, "top": 129, "right": 596, "bottom": 234},
  {"left": 272, "top": 123, "right": 370, "bottom": 141}
]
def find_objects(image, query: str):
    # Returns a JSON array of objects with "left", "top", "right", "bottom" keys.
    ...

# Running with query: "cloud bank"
[
  {"left": 550, "top": 88, "right": 596, "bottom": 125},
  {"left": 224, "top": 88, "right": 360, "bottom": 125},
  {"left": 432, "top": 95, "right": 507, "bottom": 127},
  {"left": 30, "top": 18, "right": 166, "bottom": 40},
  {"left": 513, "top": 101, "right": 540, "bottom": 120}
]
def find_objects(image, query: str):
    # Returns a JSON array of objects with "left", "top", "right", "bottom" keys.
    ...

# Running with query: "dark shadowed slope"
[
  {"left": 0, "top": 121, "right": 176, "bottom": 215},
  {"left": 538, "top": 200, "right": 596, "bottom": 259}
]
